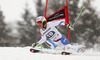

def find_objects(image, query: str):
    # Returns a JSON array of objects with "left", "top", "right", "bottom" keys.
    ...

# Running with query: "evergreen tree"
[
  {"left": 73, "top": 0, "right": 100, "bottom": 47},
  {"left": 18, "top": 0, "right": 45, "bottom": 46},
  {"left": 36, "top": 0, "right": 44, "bottom": 16},
  {"left": 0, "top": 7, "right": 8, "bottom": 46},
  {"left": 18, "top": 3, "right": 36, "bottom": 46}
]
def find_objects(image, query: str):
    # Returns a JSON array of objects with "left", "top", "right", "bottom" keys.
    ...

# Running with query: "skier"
[{"left": 32, "top": 16, "right": 84, "bottom": 53}]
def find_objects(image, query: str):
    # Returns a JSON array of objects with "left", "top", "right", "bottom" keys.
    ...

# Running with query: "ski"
[
  {"left": 61, "top": 51, "right": 71, "bottom": 55},
  {"left": 30, "top": 48, "right": 71, "bottom": 55},
  {"left": 30, "top": 48, "right": 40, "bottom": 53}
]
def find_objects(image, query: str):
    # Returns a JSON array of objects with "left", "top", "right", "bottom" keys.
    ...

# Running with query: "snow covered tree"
[
  {"left": 36, "top": 0, "right": 44, "bottom": 16},
  {"left": 73, "top": 0, "right": 100, "bottom": 47},
  {"left": 18, "top": 3, "right": 36, "bottom": 46},
  {"left": 17, "top": 0, "right": 45, "bottom": 46},
  {"left": 0, "top": 8, "right": 8, "bottom": 46}
]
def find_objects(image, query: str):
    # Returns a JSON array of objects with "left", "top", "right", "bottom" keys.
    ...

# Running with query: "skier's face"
[
  {"left": 37, "top": 21, "right": 43, "bottom": 28},
  {"left": 37, "top": 23, "right": 43, "bottom": 28}
]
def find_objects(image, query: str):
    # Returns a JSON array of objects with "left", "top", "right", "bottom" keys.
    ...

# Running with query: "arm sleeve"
[
  {"left": 37, "top": 36, "right": 46, "bottom": 45},
  {"left": 49, "top": 19, "right": 68, "bottom": 27},
  {"left": 37, "top": 31, "right": 46, "bottom": 45}
]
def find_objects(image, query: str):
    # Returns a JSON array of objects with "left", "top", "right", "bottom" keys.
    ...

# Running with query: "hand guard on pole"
[
  {"left": 32, "top": 43, "right": 43, "bottom": 49},
  {"left": 67, "top": 24, "right": 74, "bottom": 30},
  {"left": 32, "top": 43, "right": 39, "bottom": 48}
]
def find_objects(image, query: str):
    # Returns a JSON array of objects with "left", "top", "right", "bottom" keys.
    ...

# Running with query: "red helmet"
[{"left": 36, "top": 16, "right": 46, "bottom": 25}]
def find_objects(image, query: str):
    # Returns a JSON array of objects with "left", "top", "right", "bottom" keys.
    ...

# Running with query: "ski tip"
[
  {"left": 30, "top": 49, "right": 35, "bottom": 53},
  {"left": 30, "top": 48, "right": 40, "bottom": 53},
  {"left": 61, "top": 52, "right": 71, "bottom": 55}
]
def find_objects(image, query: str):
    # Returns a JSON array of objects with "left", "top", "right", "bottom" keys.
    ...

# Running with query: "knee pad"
[{"left": 45, "top": 40, "right": 57, "bottom": 49}]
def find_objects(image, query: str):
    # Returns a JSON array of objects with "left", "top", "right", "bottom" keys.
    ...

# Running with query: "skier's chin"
[{"left": 38, "top": 25, "right": 43, "bottom": 28}]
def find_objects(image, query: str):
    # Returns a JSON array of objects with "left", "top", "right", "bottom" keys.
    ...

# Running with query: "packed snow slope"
[{"left": 0, "top": 47, "right": 100, "bottom": 60}]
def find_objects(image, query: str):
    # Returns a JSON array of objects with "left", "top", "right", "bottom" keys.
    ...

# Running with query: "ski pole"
[{"left": 72, "top": 6, "right": 85, "bottom": 27}]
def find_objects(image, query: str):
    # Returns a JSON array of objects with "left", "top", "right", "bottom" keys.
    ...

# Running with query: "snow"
[{"left": 0, "top": 47, "right": 100, "bottom": 60}]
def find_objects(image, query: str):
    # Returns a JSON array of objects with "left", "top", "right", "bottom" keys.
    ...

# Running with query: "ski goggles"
[
  {"left": 37, "top": 19, "right": 46, "bottom": 25},
  {"left": 37, "top": 21, "right": 42, "bottom": 25}
]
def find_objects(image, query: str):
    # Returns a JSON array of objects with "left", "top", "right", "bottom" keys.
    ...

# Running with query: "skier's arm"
[
  {"left": 50, "top": 19, "right": 74, "bottom": 30},
  {"left": 49, "top": 19, "right": 67, "bottom": 26},
  {"left": 37, "top": 31, "right": 47, "bottom": 44},
  {"left": 37, "top": 36, "right": 46, "bottom": 45},
  {"left": 32, "top": 36, "right": 46, "bottom": 48},
  {"left": 32, "top": 31, "right": 46, "bottom": 48}
]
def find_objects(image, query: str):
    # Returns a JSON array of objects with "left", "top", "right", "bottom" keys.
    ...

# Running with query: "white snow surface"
[{"left": 0, "top": 47, "right": 100, "bottom": 60}]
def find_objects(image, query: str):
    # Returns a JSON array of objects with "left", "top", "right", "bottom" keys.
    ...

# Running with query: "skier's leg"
[
  {"left": 54, "top": 35, "right": 70, "bottom": 50},
  {"left": 65, "top": 44, "right": 79, "bottom": 51},
  {"left": 60, "top": 35, "right": 70, "bottom": 45},
  {"left": 45, "top": 40, "right": 57, "bottom": 49},
  {"left": 59, "top": 35, "right": 81, "bottom": 52},
  {"left": 65, "top": 44, "right": 85, "bottom": 53},
  {"left": 60, "top": 35, "right": 78, "bottom": 51},
  {"left": 56, "top": 35, "right": 83, "bottom": 52}
]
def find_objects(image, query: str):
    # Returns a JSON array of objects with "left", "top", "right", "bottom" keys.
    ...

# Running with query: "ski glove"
[
  {"left": 67, "top": 24, "right": 74, "bottom": 30},
  {"left": 32, "top": 43, "right": 43, "bottom": 49},
  {"left": 32, "top": 43, "right": 39, "bottom": 48}
]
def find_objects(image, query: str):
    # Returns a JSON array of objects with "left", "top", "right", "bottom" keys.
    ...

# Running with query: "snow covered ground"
[{"left": 0, "top": 47, "right": 100, "bottom": 60}]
